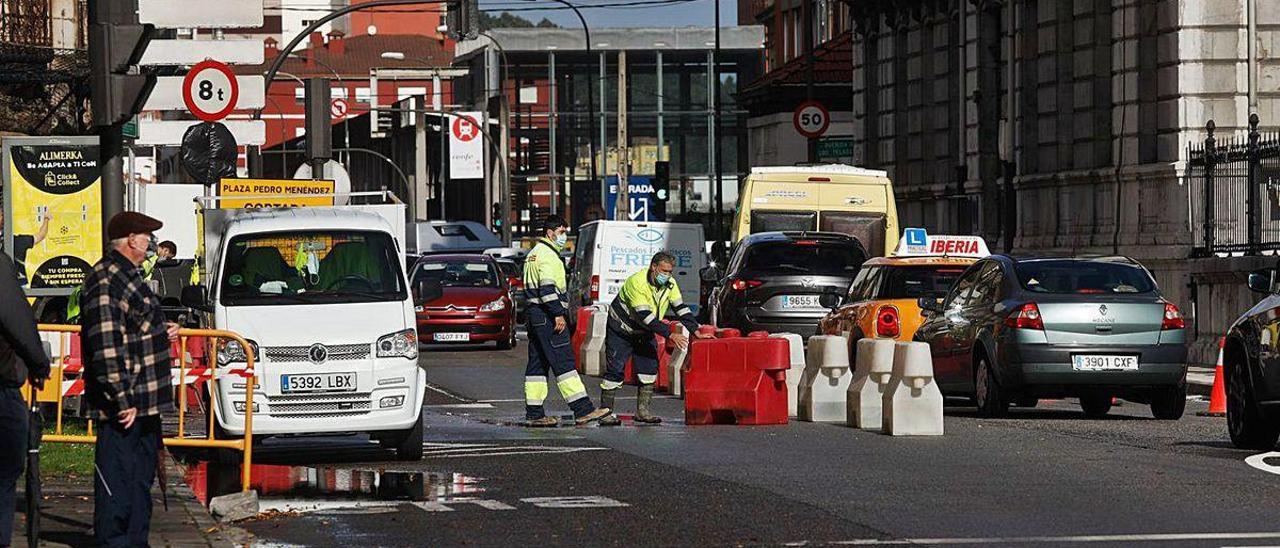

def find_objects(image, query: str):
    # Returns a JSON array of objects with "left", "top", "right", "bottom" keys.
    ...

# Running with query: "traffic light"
[
  {"left": 491, "top": 202, "right": 502, "bottom": 231},
  {"left": 89, "top": 0, "right": 156, "bottom": 127},
  {"left": 304, "top": 78, "right": 332, "bottom": 163},
  {"left": 653, "top": 161, "right": 670, "bottom": 202},
  {"left": 445, "top": 0, "right": 479, "bottom": 40}
]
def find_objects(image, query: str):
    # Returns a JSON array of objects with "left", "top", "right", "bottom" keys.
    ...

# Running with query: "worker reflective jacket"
[
  {"left": 607, "top": 269, "right": 698, "bottom": 338},
  {"left": 523, "top": 238, "right": 568, "bottom": 317}
]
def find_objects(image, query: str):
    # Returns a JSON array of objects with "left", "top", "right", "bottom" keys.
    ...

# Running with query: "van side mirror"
[
  {"left": 181, "top": 285, "right": 212, "bottom": 313},
  {"left": 1247, "top": 268, "right": 1276, "bottom": 294},
  {"left": 699, "top": 266, "right": 721, "bottom": 283},
  {"left": 918, "top": 296, "right": 943, "bottom": 314}
]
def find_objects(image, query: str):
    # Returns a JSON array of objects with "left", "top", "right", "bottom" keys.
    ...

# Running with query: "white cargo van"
[
  {"left": 182, "top": 193, "right": 425, "bottom": 460},
  {"left": 567, "top": 220, "right": 706, "bottom": 312}
]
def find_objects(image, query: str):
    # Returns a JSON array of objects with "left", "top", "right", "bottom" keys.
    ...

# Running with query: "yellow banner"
[
  {"left": 4, "top": 139, "right": 102, "bottom": 292},
  {"left": 217, "top": 178, "right": 335, "bottom": 209}
]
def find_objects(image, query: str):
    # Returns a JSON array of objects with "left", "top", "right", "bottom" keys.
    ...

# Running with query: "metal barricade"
[{"left": 28, "top": 324, "right": 257, "bottom": 492}]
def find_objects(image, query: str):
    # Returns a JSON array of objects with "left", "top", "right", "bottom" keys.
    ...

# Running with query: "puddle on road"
[{"left": 185, "top": 462, "right": 485, "bottom": 507}]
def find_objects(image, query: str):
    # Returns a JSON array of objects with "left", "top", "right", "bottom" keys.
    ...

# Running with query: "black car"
[
  {"left": 1223, "top": 266, "right": 1280, "bottom": 448},
  {"left": 914, "top": 255, "right": 1188, "bottom": 419},
  {"left": 703, "top": 231, "right": 868, "bottom": 338}
]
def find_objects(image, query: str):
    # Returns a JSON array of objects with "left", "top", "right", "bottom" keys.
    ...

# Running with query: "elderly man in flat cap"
[{"left": 81, "top": 211, "right": 179, "bottom": 547}]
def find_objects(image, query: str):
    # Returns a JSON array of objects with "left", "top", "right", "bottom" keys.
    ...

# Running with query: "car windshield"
[
  {"left": 496, "top": 260, "right": 521, "bottom": 279},
  {"left": 412, "top": 260, "right": 500, "bottom": 288},
  {"left": 878, "top": 265, "right": 968, "bottom": 299},
  {"left": 1015, "top": 260, "right": 1155, "bottom": 294},
  {"left": 741, "top": 240, "right": 866, "bottom": 276},
  {"left": 219, "top": 230, "right": 406, "bottom": 306}
]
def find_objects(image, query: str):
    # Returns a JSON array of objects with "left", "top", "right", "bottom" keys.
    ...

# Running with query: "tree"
[{"left": 478, "top": 11, "right": 561, "bottom": 30}]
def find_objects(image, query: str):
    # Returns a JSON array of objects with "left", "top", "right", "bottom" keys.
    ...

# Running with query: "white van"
[
  {"left": 183, "top": 201, "right": 425, "bottom": 460},
  {"left": 567, "top": 220, "right": 706, "bottom": 312}
]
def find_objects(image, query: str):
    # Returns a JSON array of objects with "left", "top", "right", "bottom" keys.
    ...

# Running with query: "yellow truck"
[{"left": 732, "top": 165, "right": 899, "bottom": 257}]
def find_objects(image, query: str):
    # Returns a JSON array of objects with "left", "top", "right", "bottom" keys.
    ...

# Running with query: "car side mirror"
[
  {"left": 700, "top": 266, "right": 721, "bottom": 283},
  {"left": 1247, "top": 268, "right": 1276, "bottom": 294},
  {"left": 181, "top": 285, "right": 212, "bottom": 313},
  {"left": 918, "top": 296, "right": 943, "bottom": 314},
  {"left": 819, "top": 293, "right": 842, "bottom": 310}
]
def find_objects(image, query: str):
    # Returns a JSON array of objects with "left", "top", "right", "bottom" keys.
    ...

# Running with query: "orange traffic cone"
[{"left": 1197, "top": 337, "right": 1227, "bottom": 417}]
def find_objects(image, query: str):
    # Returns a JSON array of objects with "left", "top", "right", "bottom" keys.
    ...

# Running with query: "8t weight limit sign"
[{"left": 183, "top": 60, "right": 239, "bottom": 122}]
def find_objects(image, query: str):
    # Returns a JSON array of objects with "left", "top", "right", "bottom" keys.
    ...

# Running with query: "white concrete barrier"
[
  {"left": 580, "top": 306, "right": 609, "bottom": 377},
  {"left": 798, "top": 335, "right": 853, "bottom": 422},
  {"left": 881, "top": 341, "right": 944, "bottom": 436},
  {"left": 847, "top": 338, "right": 896, "bottom": 430},
  {"left": 667, "top": 324, "right": 690, "bottom": 397},
  {"left": 768, "top": 333, "right": 806, "bottom": 416}
]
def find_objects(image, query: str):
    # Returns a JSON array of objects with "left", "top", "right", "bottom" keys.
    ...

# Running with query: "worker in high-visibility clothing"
[
  {"left": 598, "top": 251, "right": 708, "bottom": 425},
  {"left": 522, "top": 215, "right": 612, "bottom": 427}
]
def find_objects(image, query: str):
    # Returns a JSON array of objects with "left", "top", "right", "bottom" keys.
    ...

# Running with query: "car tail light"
[
  {"left": 794, "top": 240, "right": 818, "bottom": 246},
  {"left": 730, "top": 279, "right": 763, "bottom": 291},
  {"left": 1003, "top": 302, "right": 1044, "bottom": 330},
  {"left": 875, "top": 305, "right": 900, "bottom": 338},
  {"left": 508, "top": 276, "right": 523, "bottom": 289},
  {"left": 590, "top": 275, "right": 600, "bottom": 301},
  {"left": 1161, "top": 302, "right": 1185, "bottom": 330}
]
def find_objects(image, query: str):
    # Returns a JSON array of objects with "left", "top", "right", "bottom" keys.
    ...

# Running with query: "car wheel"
[
  {"left": 974, "top": 354, "right": 1008, "bottom": 418},
  {"left": 1149, "top": 384, "right": 1186, "bottom": 420},
  {"left": 1226, "top": 359, "right": 1280, "bottom": 449},
  {"left": 1014, "top": 396, "right": 1039, "bottom": 408},
  {"left": 497, "top": 327, "right": 516, "bottom": 350},
  {"left": 380, "top": 416, "right": 424, "bottom": 461},
  {"left": 1080, "top": 393, "right": 1112, "bottom": 418}
]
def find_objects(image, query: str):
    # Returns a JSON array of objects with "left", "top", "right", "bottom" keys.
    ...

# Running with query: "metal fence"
[{"left": 1190, "top": 115, "right": 1280, "bottom": 255}]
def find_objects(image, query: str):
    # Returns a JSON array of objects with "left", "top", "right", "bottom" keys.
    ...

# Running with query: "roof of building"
[
  {"left": 453, "top": 26, "right": 766, "bottom": 60},
  {"left": 739, "top": 31, "right": 852, "bottom": 97},
  {"left": 235, "top": 33, "right": 454, "bottom": 78}
]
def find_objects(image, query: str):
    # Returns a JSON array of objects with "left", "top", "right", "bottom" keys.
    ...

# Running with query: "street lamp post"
[{"left": 712, "top": 0, "right": 724, "bottom": 247}]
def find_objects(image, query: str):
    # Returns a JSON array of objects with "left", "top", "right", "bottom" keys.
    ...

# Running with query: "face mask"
[
  {"left": 654, "top": 272, "right": 671, "bottom": 286},
  {"left": 554, "top": 233, "right": 568, "bottom": 247},
  {"left": 140, "top": 235, "right": 157, "bottom": 259}
]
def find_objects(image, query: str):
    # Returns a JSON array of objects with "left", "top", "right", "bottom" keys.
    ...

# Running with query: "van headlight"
[
  {"left": 217, "top": 339, "right": 259, "bottom": 366},
  {"left": 479, "top": 297, "right": 507, "bottom": 312},
  {"left": 376, "top": 329, "right": 418, "bottom": 360}
]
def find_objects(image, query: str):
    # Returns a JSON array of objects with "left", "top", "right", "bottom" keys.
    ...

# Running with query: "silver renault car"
[{"left": 914, "top": 255, "right": 1188, "bottom": 419}]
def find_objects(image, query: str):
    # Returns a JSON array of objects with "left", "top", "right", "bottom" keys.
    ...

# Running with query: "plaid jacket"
[{"left": 81, "top": 250, "right": 173, "bottom": 419}]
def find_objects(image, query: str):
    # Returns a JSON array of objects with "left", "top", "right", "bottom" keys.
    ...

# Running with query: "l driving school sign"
[{"left": 217, "top": 178, "right": 335, "bottom": 208}]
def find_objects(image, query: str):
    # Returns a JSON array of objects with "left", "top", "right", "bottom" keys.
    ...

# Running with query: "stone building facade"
[{"left": 817, "top": 0, "right": 1280, "bottom": 365}]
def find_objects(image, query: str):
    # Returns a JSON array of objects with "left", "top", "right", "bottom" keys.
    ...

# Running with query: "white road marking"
[
  {"left": 418, "top": 441, "right": 610, "bottom": 458},
  {"left": 258, "top": 499, "right": 401, "bottom": 514},
  {"left": 426, "top": 403, "right": 494, "bottom": 409},
  {"left": 411, "top": 498, "right": 516, "bottom": 512},
  {"left": 1244, "top": 451, "right": 1280, "bottom": 476},
  {"left": 520, "top": 496, "right": 629, "bottom": 508},
  {"left": 798, "top": 532, "right": 1280, "bottom": 546}
]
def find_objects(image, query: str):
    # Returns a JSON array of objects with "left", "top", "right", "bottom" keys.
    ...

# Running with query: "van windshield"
[{"left": 219, "top": 230, "right": 407, "bottom": 306}]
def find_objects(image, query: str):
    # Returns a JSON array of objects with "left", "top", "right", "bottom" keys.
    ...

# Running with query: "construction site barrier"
[
  {"left": 847, "top": 338, "right": 896, "bottom": 430},
  {"left": 882, "top": 341, "right": 944, "bottom": 436},
  {"left": 683, "top": 331, "right": 789, "bottom": 425},
  {"left": 798, "top": 335, "right": 853, "bottom": 422},
  {"left": 26, "top": 324, "right": 257, "bottom": 491}
]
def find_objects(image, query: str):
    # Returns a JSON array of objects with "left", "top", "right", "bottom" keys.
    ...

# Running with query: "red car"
[{"left": 411, "top": 254, "right": 517, "bottom": 349}]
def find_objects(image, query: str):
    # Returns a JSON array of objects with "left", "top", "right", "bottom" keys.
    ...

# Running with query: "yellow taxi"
[{"left": 817, "top": 229, "right": 989, "bottom": 344}]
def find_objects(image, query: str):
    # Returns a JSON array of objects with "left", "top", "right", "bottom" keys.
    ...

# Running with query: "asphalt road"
[{"left": 239, "top": 341, "right": 1280, "bottom": 548}]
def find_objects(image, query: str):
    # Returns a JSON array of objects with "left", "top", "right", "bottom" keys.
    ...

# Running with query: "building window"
[{"left": 355, "top": 87, "right": 371, "bottom": 103}]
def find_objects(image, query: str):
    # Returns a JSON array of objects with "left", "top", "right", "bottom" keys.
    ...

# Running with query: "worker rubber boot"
[
  {"left": 597, "top": 388, "right": 622, "bottom": 426},
  {"left": 575, "top": 407, "right": 612, "bottom": 425},
  {"left": 524, "top": 416, "right": 559, "bottom": 428},
  {"left": 634, "top": 385, "right": 662, "bottom": 424}
]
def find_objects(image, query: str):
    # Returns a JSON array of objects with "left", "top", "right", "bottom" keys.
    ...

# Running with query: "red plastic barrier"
[
  {"left": 683, "top": 336, "right": 789, "bottom": 425},
  {"left": 747, "top": 330, "right": 769, "bottom": 338},
  {"left": 715, "top": 328, "right": 742, "bottom": 339},
  {"left": 571, "top": 307, "right": 593, "bottom": 372},
  {"left": 696, "top": 325, "right": 718, "bottom": 339}
]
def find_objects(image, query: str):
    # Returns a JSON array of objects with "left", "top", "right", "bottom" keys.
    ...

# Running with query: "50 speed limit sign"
[
  {"left": 793, "top": 100, "right": 830, "bottom": 139},
  {"left": 182, "top": 60, "right": 239, "bottom": 122}
]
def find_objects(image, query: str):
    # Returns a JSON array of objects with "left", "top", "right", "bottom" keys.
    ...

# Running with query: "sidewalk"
[{"left": 11, "top": 455, "right": 249, "bottom": 547}]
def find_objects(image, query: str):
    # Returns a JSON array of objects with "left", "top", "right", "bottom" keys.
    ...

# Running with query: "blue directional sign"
[{"left": 605, "top": 176, "right": 665, "bottom": 222}]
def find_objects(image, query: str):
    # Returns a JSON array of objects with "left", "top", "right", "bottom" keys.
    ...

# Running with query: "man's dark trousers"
[
  {"left": 0, "top": 387, "right": 27, "bottom": 548},
  {"left": 94, "top": 415, "right": 161, "bottom": 548}
]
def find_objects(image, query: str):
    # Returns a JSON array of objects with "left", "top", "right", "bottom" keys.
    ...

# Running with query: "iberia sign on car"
[{"left": 818, "top": 229, "right": 988, "bottom": 344}]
